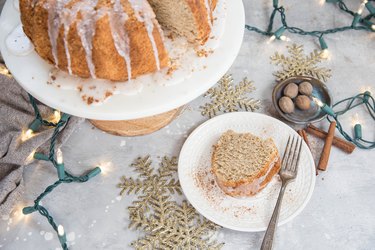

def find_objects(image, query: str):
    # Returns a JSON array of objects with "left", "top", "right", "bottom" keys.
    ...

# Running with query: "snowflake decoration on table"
[
  {"left": 200, "top": 74, "right": 261, "bottom": 118},
  {"left": 270, "top": 44, "right": 332, "bottom": 82},
  {"left": 0, "top": 63, "right": 12, "bottom": 78},
  {"left": 118, "top": 156, "right": 223, "bottom": 250}
]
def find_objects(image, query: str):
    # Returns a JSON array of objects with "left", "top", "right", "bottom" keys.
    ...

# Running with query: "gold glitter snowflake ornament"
[
  {"left": 118, "top": 156, "right": 223, "bottom": 250},
  {"left": 118, "top": 156, "right": 181, "bottom": 197},
  {"left": 201, "top": 74, "right": 261, "bottom": 118},
  {"left": 271, "top": 44, "right": 332, "bottom": 82}
]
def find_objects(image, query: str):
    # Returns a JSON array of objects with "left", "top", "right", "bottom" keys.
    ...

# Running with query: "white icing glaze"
[
  {"left": 129, "top": 0, "right": 161, "bottom": 70},
  {"left": 75, "top": 0, "right": 99, "bottom": 78},
  {"left": 109, "top": 0, "right": 132, "bottom": 80},
  {"left": 45, "top": 0, "right": 70, "bottom": 67},
  {"left": 60, "top": 1, "right": 80, "bottom": 75},
  {"left": 204, "top": 0, "right": 213, "bottom": 29},
  {"left": 42, "top": 0, "right": 163, "bottom": 80},
  {"left": 5, "top": 24, "right": 34, "bottom": 56},
  {"left": 204, "top": 0, "right": 226, "bottom": 49}
]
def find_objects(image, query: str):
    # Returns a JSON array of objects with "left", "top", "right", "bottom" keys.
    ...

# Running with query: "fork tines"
[{"left": 281, "top": 136, "right": 303, "bottom": 174}]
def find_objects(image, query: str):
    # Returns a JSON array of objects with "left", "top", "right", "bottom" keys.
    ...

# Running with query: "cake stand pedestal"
[{"left": 90, "top": 107, "right": 182, "bottom": 136}]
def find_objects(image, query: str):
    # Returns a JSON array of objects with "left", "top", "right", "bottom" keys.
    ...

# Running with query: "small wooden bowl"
[{"left": 272, "top": 76, "right": 332, "bottom": 124}]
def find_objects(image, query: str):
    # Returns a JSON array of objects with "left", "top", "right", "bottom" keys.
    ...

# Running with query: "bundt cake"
[
  {"left": 19, "top": 0, "right": 217, "bottom": 82},
  {"left": 212, "top": 130, "right": 281, "bottom": 197}
]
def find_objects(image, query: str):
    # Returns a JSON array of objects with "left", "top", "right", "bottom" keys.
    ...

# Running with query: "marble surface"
[{"left": 1, "top": 0, "right": 375, "bottom": 249}]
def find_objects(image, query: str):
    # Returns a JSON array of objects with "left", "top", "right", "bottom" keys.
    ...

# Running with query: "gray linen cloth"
[
  {"left": 0, "top": 1, "right": 83, "bottom": 216},
  {"left": 0, "top": 74, "right": 83, "bottom": 216},
  {"left": 0, "top": 0, "right": 4, "bottom": 63},
  {"left": 1, "top": 0, "right": 6, "bottom": 63}
]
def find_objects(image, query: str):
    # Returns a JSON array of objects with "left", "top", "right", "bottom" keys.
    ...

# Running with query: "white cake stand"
[{"left": 0, "top": 0, "right": 244, "bottom": 134}]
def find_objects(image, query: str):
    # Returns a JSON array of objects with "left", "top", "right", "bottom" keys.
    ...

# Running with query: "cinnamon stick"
[
  {"left": 302, "top": 130, "right": 310, "bottom": 149},
  {"left": 298, "top": 129, "right": 318, "bottom": 175},
  {"left": 317, "top": 122, "right": 336, "bottom": 171},
  {"left": 297, "top": 129, "right": 303, "bottom": 137},
  {"left": 306, "top": 124, "right": 355, "bottom": 154}
]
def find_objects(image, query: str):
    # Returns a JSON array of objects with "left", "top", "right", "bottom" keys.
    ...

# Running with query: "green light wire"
[
  {"left": 245, "top": 1, "right": 375, "bottom": 149},
  {"left": 23, "top": 94, "right": 101, "bottom": 250},
  {"left": 327, "top": 91, "right": 375, "bottom": 149},
  {"left": 245, "top": 0, "right": 375, "bottom": 49}
]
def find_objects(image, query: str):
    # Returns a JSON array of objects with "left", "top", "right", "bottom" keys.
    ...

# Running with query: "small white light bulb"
[
  {"left": 99, "top": 162, "right": 113, "bottom": 175},
  {"left": 321, "top": 49, "right": 330, "bottom": 59},
  {"left": 280, "top": 35, "right": 291, "bottom": 42},
  {"left": 357, "top": 0, "right": 368, "bottom": 14},
  {"left": 56, "top": 148, "right": 63, "bottom": 165},
  {"left": 267, "top": 35, "right": 276, "bottom": 44},
  {"left": 22, "top": 129, "right": 34, "bottom": 142},
  {"left": 312, "top": 97, "right": 324, "bottom": 107},
  {"left": 53, "top": 110, "right": 61, "bottom": 121},
  {"left": 58, "top": 225, "right": 64, "bottom": 236},
  {"left": 351, "top": 113, "right": 363, "bottom": 127},
  {"left": 361, "top": 85, "right": 372, "bottom": 94},
  {"left": 25, "top": 150, "right": 37, "bottom": 164},
  {"left": 25, "top": 129, "right": 33, "bottom": 137}
]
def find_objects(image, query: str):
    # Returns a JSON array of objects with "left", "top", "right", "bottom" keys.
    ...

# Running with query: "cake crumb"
[
  {"left": 81, "top": 95, "right": 95, "bottom": 105},
  {"left": 196, "top": 48, "right": 214, "bottom": 58},
  {"left": 87, "top": 97, "right": 94, "bottom": 105},
  {"left": 166, "top": 32, "right": 177, "bottom": 41},
  {"left": 105, "top": 91, "right": 113, "bottom": 98},
  {"left": 196, "top": 49, "right": 209, "bottom": 57},
  {"left": 167, "top": 65, "right": 177, "bottom": 76},
  {"left": 167, "top": 59, "right": 179, "bottom": 76}
]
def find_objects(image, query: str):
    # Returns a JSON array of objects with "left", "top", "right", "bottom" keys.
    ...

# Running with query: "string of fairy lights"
[
  {"left": 20, "top": 94, "right": 103, "bottom": 250},
  {"left": 312, "top": 91, "right": 375, "bottom": 149},
  {"left": 245, "top": 0, "right": 375, "bottom": 58},
  {"left": 331, "top": 92, "right": 375, "bottom": 149},
  {"left": 245, "top": 0, "right": 375, "bottom": 149}
]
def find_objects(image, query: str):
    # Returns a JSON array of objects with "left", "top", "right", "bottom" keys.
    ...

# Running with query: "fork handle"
[{"left": 260, "top": 183, "right": 287, "bottom": 250}]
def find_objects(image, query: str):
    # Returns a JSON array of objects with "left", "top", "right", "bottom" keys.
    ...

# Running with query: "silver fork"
[{"left": 260, "top": 136, "right": 303, "bottom": 250}]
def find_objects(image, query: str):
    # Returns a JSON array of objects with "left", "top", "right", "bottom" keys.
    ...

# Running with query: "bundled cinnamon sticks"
[
  {"left": 306, "top": 124, "right": 356, "bottom": 154},
  {"left": 297, "top": 122, "right": 356, "bottom": 174}
]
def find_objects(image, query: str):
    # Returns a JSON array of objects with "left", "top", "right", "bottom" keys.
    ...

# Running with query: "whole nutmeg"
[
  {"left": 279, "top": 96, "right": 295, "bottom": 114},
  {"left": 295, "top": 95, "right": 311, "bottom": 110},
  {"left": 283, "top": 83, "right": 299, "bottom": 98},
  {"left": 299, "top": 81, "right": 313, "bottom": 96}
]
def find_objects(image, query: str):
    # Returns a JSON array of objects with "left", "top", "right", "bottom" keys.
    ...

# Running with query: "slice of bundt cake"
[
  {"left": 212, "top": 130, "right": 281, "bottom": 197},
  {"left": 19, "top": 0, "right": 218, "bottom": 82},
  {"left": 147, "top": 0, "right": 217, "bottom": 44}
]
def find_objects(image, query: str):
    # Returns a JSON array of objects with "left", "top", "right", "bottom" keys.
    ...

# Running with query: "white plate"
[
  {"left": 0, "top": 0, "right": 244, "bottom": 120},
  {"left": 178, "top": 112, "right": 316, "bottom": 232}
]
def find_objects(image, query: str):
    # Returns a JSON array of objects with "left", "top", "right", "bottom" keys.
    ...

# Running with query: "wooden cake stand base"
[{"left": 90, "top": 107, "right": 182, "bottom": 136}]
